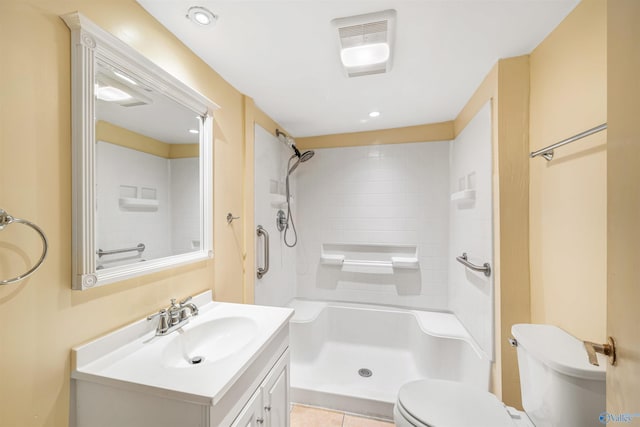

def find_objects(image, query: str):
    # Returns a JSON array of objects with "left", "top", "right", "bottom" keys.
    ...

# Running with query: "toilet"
[{"left": 394, "top": 324, "right": 606, "bottom": 427}]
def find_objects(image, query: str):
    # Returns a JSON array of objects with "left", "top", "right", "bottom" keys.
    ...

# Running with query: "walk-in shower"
[
  {"left": 254, "top": 103, "right": 493, "bottom": 420},
  {"left": 276, "top": 129, "right": 314, "bottom": 247}
]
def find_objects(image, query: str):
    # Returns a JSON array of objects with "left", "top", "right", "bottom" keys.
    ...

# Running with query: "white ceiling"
[{"left": 136, "top": 0, "right": 579, "bottom": 138}]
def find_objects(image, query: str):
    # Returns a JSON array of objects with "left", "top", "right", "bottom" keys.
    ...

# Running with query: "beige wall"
[
  {"left": 0, "top": 0, "right": 252, "bottom": 425},
  {"left": 529, "top": 0, "right": 607, "bottom": 343},
  {"left": 606, "top": 0, "right": 640, "bottom": 411},
  {"left": 296, "top": 121, "right": 454, "bottom": 149}
]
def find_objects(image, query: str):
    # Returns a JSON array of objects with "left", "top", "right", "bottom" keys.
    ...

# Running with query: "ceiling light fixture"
[
  {"left": 369, "top": 111, "right": 381, "bottom": 118},
  {"left": 187, "top": 6, "right": 217, "bottom": 26},
  {"left": 189, "top": 129, "right": 199, "bottom": 134},
  {"left": 96, "top": 86, "right": 132, "bottom": 102},
  {"left": 341, "top": 43, "right": 389, "bottom": 68},
  {"left": 332, "top": 9, "right": 396, "bottom": 78}
]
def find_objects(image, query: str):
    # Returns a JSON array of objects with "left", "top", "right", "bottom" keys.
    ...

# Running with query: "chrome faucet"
[{"left": 147, "top": 296, "right": 199, "bottom": 336}]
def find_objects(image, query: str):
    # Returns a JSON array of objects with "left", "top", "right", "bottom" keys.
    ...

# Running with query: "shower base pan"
[{"left": 287, "top": 299, "right": 489, "bottom": 420}]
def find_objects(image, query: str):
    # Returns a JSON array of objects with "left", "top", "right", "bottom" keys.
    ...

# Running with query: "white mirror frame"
[{"left": 63, "top": 12, "right": 218, "bottom": 290}]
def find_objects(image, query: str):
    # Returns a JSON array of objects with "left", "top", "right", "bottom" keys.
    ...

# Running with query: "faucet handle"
[
  {"left": 147, "top": 309, "right": 170, "bottom": 334},
  {"left": 178, "top": 296, "right": 198, "bottom": 321},
  {"left": 147, "top": 309, "right": 167, "bottom": 321},
  {"left": 583, "top": 337, "right": 616, "bottom": 366}
]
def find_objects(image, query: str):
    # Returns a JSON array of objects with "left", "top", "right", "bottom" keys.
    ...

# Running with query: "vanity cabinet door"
[
  {"left": 230, "top": 388, "right": 265, "bottom": 427},
  {"left": 229, "top": 349, "right": 290, "bottom": 427},
  {"left": 262, "top": 353, "right": 289, "bottom": 427}
]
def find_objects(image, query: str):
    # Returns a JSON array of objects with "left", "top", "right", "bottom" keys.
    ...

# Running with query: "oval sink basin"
[{"left": 162, "top": 316, "right": 259, "bottom": 368}]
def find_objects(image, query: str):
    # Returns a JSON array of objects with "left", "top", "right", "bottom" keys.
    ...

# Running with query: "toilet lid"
[{"left": 397, "top": 379, "right": 516, "bottom": 427}]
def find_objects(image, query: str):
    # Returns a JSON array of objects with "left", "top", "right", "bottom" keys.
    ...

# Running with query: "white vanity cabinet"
[
  {"left": 71, "top": 292, "right": 294, "bottom": 427},
  {"left": 263, "top": 352, "right": 290, "bottom": 427},
  {"left": 231, "top": 350, "right": 290, "bottom": 427},
  {"left": 232, "top": 387, "right": 265, "bottom": 427}
]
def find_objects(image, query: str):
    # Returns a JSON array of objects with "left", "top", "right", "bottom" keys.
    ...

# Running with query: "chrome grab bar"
[
  {"left": 0, "top": 208, "right": 49, "bottom": 285},
  {"left": 256, "top": 225, "right": 269, "bottom": 279},
  {"left": 456, "top": 252, "right": 491, "bottom": 277},
  {"left": 97, "top": 243, "right": 145, "bottom": 258}
]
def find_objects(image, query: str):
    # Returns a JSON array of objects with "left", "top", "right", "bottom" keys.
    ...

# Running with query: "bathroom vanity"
[{"left": 70, "top": 291, "right": 294, "bottom": 427}]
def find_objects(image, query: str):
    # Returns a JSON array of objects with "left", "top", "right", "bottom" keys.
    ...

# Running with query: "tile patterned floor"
[{"left": 290, "top": 405, "right": 394, "bottom": 427}]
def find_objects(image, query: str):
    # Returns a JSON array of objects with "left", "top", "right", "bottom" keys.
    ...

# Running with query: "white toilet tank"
[{"left": 511, "top": 324, "right": 606, "bottom": 427}]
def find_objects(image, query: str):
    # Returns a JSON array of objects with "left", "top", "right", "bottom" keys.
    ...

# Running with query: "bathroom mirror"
[{"left": 63, "top": 12, "right": 218, "bottom": 290}]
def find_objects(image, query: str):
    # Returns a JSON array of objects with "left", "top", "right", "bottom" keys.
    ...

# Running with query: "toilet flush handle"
[{"left": 583, "top": 337, "right": 616, "bottom": 366}]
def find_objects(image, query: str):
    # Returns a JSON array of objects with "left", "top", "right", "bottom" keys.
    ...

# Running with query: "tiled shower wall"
[
  {"left": 170, "top": 157, "right": 200, "bottom": 255},
  {"left": 295, "top": 141, "right": 451, "bottom": 310},
  {"left": 448, "top": 102, "right": 494, "bottom": 359},
  {"left": 254, "top": 125, "right": 297, "bottom": 307},
  {"left": 96, "top": 141, "right": 200, "bottom": 267},
  {"left": 96, "top": 141, "right": 171, "bottom": 264}
]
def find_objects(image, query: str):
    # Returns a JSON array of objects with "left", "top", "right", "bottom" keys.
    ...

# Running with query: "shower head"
[
  {"left": 299, "top": 150, "right": 315, "bottom": 162},
  {"left": 287, "top": 150, "right": 315, "bottom": 175},
  {"left": 283, "top": 148, "right": 314, "bottom": 248}
]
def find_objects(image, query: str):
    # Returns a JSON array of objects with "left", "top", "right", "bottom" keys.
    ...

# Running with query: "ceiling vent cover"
[{"left": 332, "top": 9, "right": 396, "bottom": 78}]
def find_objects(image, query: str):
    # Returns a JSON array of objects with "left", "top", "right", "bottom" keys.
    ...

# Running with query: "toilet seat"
[{"left": 395, "top": 379, "right": 518, "bottom": 427}]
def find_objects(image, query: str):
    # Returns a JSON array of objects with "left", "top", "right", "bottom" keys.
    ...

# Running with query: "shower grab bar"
[
  {"left": 97, "top": 243, "right": 145, "bottom": 258},
  {"left": 256, "top": 225, "right": 269, "bottom": 279},
  {"left": 456, "top": 252, "right": 491, "bottom": 277},
  {"left": 530, "top": 123, "right": 607, "bottom": 161},
  {"left": 0, "top": 208, "right": 49, "bottom": 285}
]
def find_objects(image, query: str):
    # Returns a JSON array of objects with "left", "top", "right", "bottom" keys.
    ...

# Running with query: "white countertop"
[{"left": 72, "top": 291, "right": 294, "bottom": 406}]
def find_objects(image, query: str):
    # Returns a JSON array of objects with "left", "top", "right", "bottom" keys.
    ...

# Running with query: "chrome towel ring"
[{"left": 0, "top": 209, "right": 48, "bottom": 285}]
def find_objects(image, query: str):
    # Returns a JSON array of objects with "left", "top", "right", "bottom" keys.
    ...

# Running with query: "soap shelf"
[
  {"left": 119, "top": 197, "right": 159, "bottom": 211},
  {"left": 270, "top": 194, "right": 288, "bottom": 208},
  {"left": 118, "top": 185, "right": 159, "bottom": 211},
  {"left": 450, "top": 189, "right": 475, "bottom": 204},
  {"left": 320, "top": 243, "right": 419, "bottom": 270}
]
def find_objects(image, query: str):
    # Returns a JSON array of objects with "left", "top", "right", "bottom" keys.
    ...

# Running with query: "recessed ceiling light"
[
  {"left": 189, "top": 129, "right": 199, "bottom": 134},
  {"left": 369, "top": 111, "right": 381, "bottom": 118},
  {"left": 187, "top": 6, "right": 217, "bottom": 26}
]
